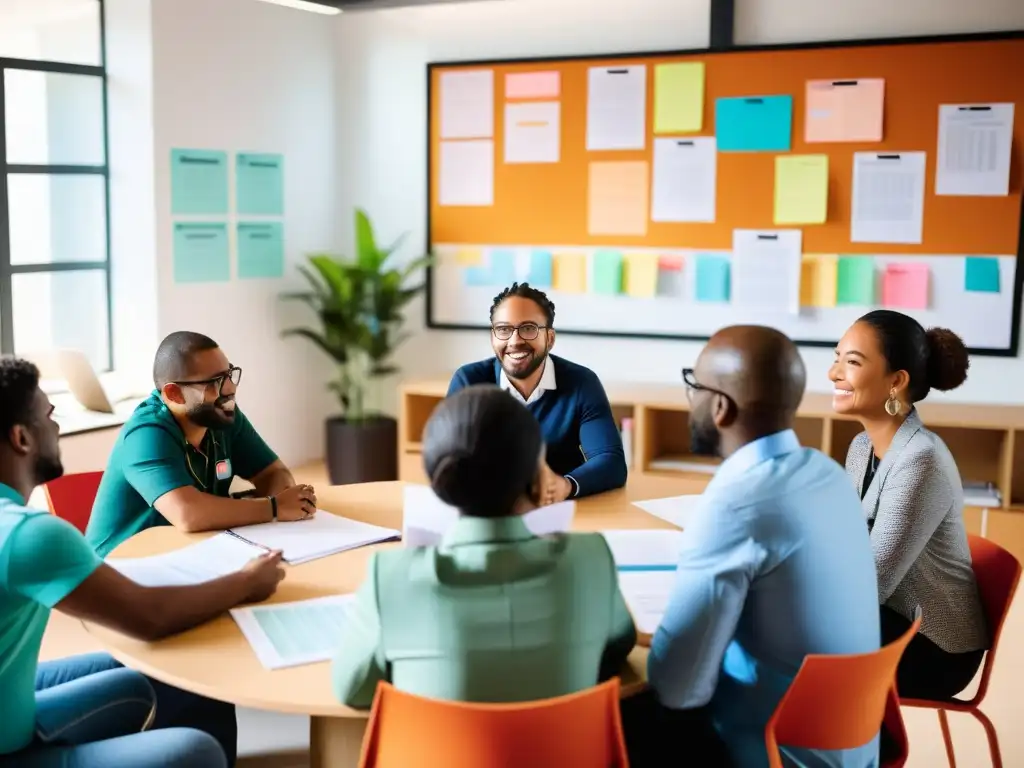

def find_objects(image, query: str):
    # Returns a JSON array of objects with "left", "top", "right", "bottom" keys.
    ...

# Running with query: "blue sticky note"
[
  {"left": 170, "top": 149, "right": 228, "bottom": 214},
  {"left": 715, "top": 95, "right": 793, "bottom": 152},
  {"left": 695, "top": 254, "right": 730, "bottom": 302},
  {"left": 592, "top": 250, "right": 623, "bottom": 295},
  {"left": 965, "top": 257, "right": 1000, "bottom": 293},
  {"left": 488, "top": 249, "right": 517, "bottom": 286},
  {"left": 527, "top": 250, "right": 553, "bottom": 287},
  {"left": 173, "top": 223, "right": 230, "bottom": 283},
  {"left": 463, "top": 266, "right": 493, "bottom": 286},
  {"left": 237, "top": 222, "right": 284, "bottom": 279},
  {"left": 236, "top": 153, "right": 284, "bottom": 215}
]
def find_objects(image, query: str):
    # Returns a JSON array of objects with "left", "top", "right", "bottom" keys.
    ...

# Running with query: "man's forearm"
[
  {"left": 568, "top": 452, "right": 627, "bottom": 497},
  {"left": 160, "top": 491, "right": 274, "bottom": 533},
  {"left": 143, "top": 571, "right": 253, "bottom": 640},
  {"left": 253, "top": 466, "right": 295, "bottom": 496}
]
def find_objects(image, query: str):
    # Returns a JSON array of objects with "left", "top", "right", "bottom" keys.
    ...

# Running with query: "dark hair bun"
[
  {"left": 925, "top": 327, "right": 969, "bottom": 392},
  {"left": 429, "top": 452, "right": 478, "bottom": 510}
]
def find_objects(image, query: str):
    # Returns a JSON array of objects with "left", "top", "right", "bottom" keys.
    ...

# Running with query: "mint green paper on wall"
[
  {"left": 592, "top": 250, "right": 623, "bottom": 295},
  {"left": 237, "top": 222, "right": 285, "bottom": 279},
  {"left": 836, "top": 256, "right": 875, "bottom": 304},
  {"left": 170, "top": 149, "right": 229, "bottom": 214},
  {"left": 236, "top": 153, "right": 284, "bottom": 215},
  {"left": 173, "top": 223, "right": 230, "bottom": 283}
]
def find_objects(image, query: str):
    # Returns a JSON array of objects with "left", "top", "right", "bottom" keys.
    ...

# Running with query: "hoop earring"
[{"left": 884, "top": 389, "right": 902, "bottom": 417}]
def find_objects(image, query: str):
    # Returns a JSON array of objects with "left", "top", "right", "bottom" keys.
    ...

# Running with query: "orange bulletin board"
[{"left": 426, "top": 33, "right": 1024, "bottom": 354}]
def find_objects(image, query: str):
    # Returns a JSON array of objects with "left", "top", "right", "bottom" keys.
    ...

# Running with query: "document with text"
[{"left": 231, "top": 594, "right": 356, "bottom": 670}]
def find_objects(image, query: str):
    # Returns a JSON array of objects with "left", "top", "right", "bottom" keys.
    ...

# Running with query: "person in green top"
[
  {"left": 87, "top": 330, "right": 317, "bottom": 557},
  {"left": 0, "top": 356, "right": 286, "bottom": 767}
]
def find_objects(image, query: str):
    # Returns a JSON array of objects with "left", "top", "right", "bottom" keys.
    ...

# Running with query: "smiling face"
[
  {"left": 176, "top": 347, "right": 239, "bottom": 429},
  {"left": 490, "top": 296, "right": 554, "bottom": 381},
  {"left": 830, "top": 321, "right": 907, "bottom": 417}
]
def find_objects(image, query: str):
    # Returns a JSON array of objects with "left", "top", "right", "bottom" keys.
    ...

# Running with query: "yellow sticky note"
[
  {"left": 455, "top": 247, "right": 482, "bottom": 266},
  {"left": 623, "top": 252, "right": 659, "bottom": 298},
  {"left": 588, "top": 161, "right": 649, "bottom": 236},
  {"left": 654, "top": 62, "right": 705, "bottom": 134},
  {"left": 800, "top": 254, "right": 838, "bottom": 307},
  {"left": 552, "top": 252, "right": 587, "bottom": 294},
  {"left": 774, "top": 154, "right": 829, "bottom": 225}
]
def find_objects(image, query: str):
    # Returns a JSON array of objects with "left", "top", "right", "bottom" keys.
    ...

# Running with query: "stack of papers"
[
  {"left": 632, "top": 494, "right": 703, "bottom": 529},
  {"left": 601, "top": 529, "right": 683, "bottom": 635},
  {"left": 108, "top": 533, "right": 262, "bottom": 587},
  {"left": 227, "top": 511, "right": 400, "bottom": 565},
  {"left": 231, "top": 594, "right": 355, "bottom": 670}
]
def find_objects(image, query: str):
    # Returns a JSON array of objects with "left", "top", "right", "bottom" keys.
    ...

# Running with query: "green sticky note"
[
  {"left": 965, "top": 257, "right": 1000, "bottom": 293},
  {"left": 654, "top": 62, "right": 704, "bottom": 134},
  {"left": 173, "top": 223, "right": 230, "bottom": 283},
  {"left": 170, "top": 149, "right": 228, "bottom": 214},
  {"left": 837, "top": 257, "right": 875, "bottom": 304},
  {"left": 236, "top": 152, "right": 284, "bottom": 215},
  {"left": 695, "top": 254, "right": 730, "bottom": 302},
  {"left": 237, "top": 222, "right": 285, "bottom": 279},
  {"left": 592, "top": 250, "right": 623, "bottom": 294}
]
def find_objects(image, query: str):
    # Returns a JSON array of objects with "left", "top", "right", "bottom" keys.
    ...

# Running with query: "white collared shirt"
[{"left": 499, "top": 357, "right": 557, "bottom": 406}]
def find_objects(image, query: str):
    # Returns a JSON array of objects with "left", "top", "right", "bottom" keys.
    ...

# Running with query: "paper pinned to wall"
[
  {"left": 851, "top": 152, "right": 926, "bottom": 244},
  {"left": 487, "top": 248, "right": 517, "bottom": 285},
  {"left": 586, "top": 65, "right": 647, "bottom": 151},
  {"left": 623, "top": 252, "right": 659, "bottom": 298},
  {"left": 695, "top": 254, "right": 730, "bottom": 302},
  {"left": 592, "top": 250, "right": 624, "bottom": 295},
  {"left": 170, "top": 148, "right": 228, "bottom": 215},
  {"left": 505, "top": 71, "right": 560, "bottom": 100},
  {"left": 935, "top": 103, "right": 1014, "bottom": 196},
  {"left": 804, "top": 79, "right": 885, "bottom": 143},
  {"left": 440, "top": 69, "right": 494, "bottom": 139},
  {"left": 588, "top": 161, "right": 649, "bottom": 236},
  {"left": 504, "top": 102, "right": 560, "bottom": 164},
  {"left": 552, "top": 252, "right": 587, "bottom": 293},
  {"left": 715, "top": 95, "right": 793, "bottom": 152},
  {"left": 439, "top": 139, "right": 494, "bottom": 206},
  {"left": 653, "top": 62, "right": 704, "bottom": 134},
  {"left": 236, "top": 222, "right": 284, "bottom": 279},
  {"left": 800, "top": 254, "right": 838, "bottom": 308},
  {"left": 882, "top": 263, "right": 929, "bottom": 309},
  {"left": 965, "top": 257, "right": 1001, "bottom": 293},
  {"left": 731, "top": 230, "right": 803, "bottom": 315},
  {"left": 173, "top": 222, "right": 230, "bottom": 284},
  {"left": 527, "top": 249, "right": 553, "bottom": 287},
  {"left": 774, "top": 154, "right": 829, "bottom": 225},
  {"left": 455, "top": 247, "right": 483, "bottom": 266},
  {"left": 836, "top": 256, "right": 876, "bottom": 305},
  {"left": 658, "top": 254, "right": 684, "bottom": 272},
  {"left": 235, "top": 152, "right": 284, "bottom": 215},
  {"left": 651, "top": 137, "right": 717, "bottom": 223}
]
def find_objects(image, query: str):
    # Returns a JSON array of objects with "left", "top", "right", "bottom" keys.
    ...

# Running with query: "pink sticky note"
[
  {"left": 658, "top": 254, "right": 684, "bottom": 271},
  {"left": 805, "top": 79, "right": 884, "bottom": 143},
  {"left": 882, "top": 263, "right": 929, "bottom": 309},
  {"left": 506, "top": 72, "right": 560, "bottom": 100}
]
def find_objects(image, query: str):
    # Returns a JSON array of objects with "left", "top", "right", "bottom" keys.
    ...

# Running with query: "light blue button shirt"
[{"left": 648, "top": 430, "right": 881, "bottom": 768}]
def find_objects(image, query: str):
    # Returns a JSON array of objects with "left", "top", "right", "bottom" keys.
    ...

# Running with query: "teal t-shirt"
[
  {"left": 86, "top": 391, "right": 278, "bottom": 557},
  {"left": 0, "top": 484, "right": 102, "bottom": 755}
]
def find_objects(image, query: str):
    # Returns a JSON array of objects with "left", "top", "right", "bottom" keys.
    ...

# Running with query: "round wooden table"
[{"left": 85, "top": 480, "right": 697, "bottom": 767}]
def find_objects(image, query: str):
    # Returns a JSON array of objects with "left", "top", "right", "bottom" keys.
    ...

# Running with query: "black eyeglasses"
[
  {"left": 492, "top": 323, "right": 548, "bottom": 341},
  {"left": 174, "top": 365, "right": 242, "bottom": 394},
  {"left": 681, "top": 367, "right": 732, "bottom": 403}
]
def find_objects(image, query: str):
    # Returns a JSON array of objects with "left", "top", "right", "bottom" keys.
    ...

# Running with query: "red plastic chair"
[
  {"left": 43, "top": 471, "right": 103, "bottom": 533},
  {"left": 902, "top": 535, "right": 1021, "bottom": 768}
]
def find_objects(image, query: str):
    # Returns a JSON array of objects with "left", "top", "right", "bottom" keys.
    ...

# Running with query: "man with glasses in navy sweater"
[{"left": 447, "top": 283, "right": 627, "bottom": 502}]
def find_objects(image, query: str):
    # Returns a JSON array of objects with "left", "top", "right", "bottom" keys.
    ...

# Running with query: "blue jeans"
[{"left": 0, "top": 653, "right": 225, "bottom": 767}]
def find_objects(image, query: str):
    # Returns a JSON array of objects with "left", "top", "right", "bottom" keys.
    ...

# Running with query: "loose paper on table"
[
  {"left": 108, "top": 533, "right": 262, "bottom": 587},
  {"left": 173, "top": 223, "right": 230, "bottom": 284},
  {"left": 228, "top": 512, "right": 400, "bottom": 565},
  {"left": 170, "top": 149, "right": 228, "bottom": 215},
  {"left": 232, "top": 595, "right": 355, "bottom": 670},
  {"left": 935, "top": 103, "right": 1014, "bottom": 197},
  {"left": 588, "top": 161, "right": 649, "bottom": 236},
  {"left": 632, "top": 495, "right": 703, "bottom": 529},
  {"left": 235, "top": 153, "right": 284, "bottom": 216},
  {"left": 439, "top": 139, "right": 494, "bottom": 207},
  {"left": 236, "top": 222, "right": 284, "bottom": 280},
  {"left": 851, "top": 152, "right": 926, "bottom": 244},
  {"left": 504, "top": 102, "right": 560, "bottom": 164},
  {"left": 731, "top": 229, "right": 803, "bottom": 315},
  {"left": 804, "top": 79, "right": 884, "bottom": 143},
  {"left": 774, "top": 155, "right": 828, "bottom": 225},
  {"left": 440, "top": 70, "right": 494, "bottom": 140},
  {"left": 586, "top": 65, "right": 647, "bottom": 151},
  {"left": 651, "top": 137, "right": 716, "bottom": 223},
  {"left": 602, "top": 529, "right": 684, "bottom": 635},
  {"left": 800, "top": 254, "right": 839, "bottom": 308},
  {"left": 653, "top": 62, "right": 704, "bottom": 134}
]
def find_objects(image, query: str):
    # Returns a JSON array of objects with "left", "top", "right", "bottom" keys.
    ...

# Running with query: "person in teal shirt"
[
  {"left": 0, "top": 356, "right": 286, "bottom": 767},
  {"left": 86, "top": 331, "right": 316, "bottom": 557}
]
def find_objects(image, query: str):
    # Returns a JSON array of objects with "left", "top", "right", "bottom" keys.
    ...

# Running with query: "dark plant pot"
[{"left": 325, "top": 415, "right": 398, "bottom": 486}]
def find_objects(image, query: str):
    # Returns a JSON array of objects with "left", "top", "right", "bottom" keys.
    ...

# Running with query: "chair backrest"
[
  {"left": 765, "top": 611, "right": 921, "bottom": 767},
  {"left": 358, "top": 679, "right": 628, "bottom": 768},
  {"left": 965, "top": 534, "right": 1021, "bottom": 703},
  {"left": 43, "top": 471, "right": 103, "bottom": 534}
]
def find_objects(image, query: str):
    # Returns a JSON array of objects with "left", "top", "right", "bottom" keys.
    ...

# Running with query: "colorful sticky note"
[
  {"left": 588, "top": 161, "right": 649, "bottom": 236},
  {"left": 170, "top": 149, "right": 228, "bottom": 215},
  {"left": 463, "top": 266, "right": 493, "bottom": 287},
  {"left": 237, "top": 222, "right": 284, "bottom": 279},
  {"left": 658, "top": 254, "right": 684, "bottom": 271},
  {"left": 623, "top": 252, "right": 659, "bottom": 298},
  {"left": 552, "top": 253, "right": 587, "bottom": 293},
  {"left": 882, "top": 263, "right": 929, "bottom": 309},
  {"left": 965, "top": 257, "right": 1000, "bottom": 293},
  {"left": 805, "top": 79, "right": 885, "bottom": 143},
  {"left": 657, "top": 270, "right": 686, "bottom": 297},
  {"left": 654, "top": 62, "right": 704, "bottom": 134},
  {"left": 775, "top": 155, "right": 829, "bottom": 224},
  {"left": 505, "top": 71, "right": 560, "bottom": 100},
  {"left": 836, "top": 257, "right": 875, "bottom": 305},
  {"left": 800, "top": 254, "right": 838, "bottom": 307},
  {"left": 715, "top": 95, "right": 792, "bottom": 151},
  {"left": 173, "top": 223, "right": 230, "bottom": 283},
  {"left": 592, "top": 250, "right": 623, "bottom": 295},
  {"left": 695, "top": 255, "right": 730, "bottom": 302},
  {"left": 455, "top": 247, "right": 482, "bottom": 266},
  {"left": 236, "top": 152, "right": 284, "bottom": 215},
  {"left": 527, "top": 249, "right": 553, "bottom": 287},
  {"left": 488, "top": 248, "right": 517, "bottom": 286}
]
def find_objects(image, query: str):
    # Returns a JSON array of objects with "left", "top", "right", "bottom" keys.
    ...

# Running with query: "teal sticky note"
[
  {"left": 592, "top": 250, "right": 623, "bottom": 295},
  {"left": 170, "top": 149, "right": 228, "bottom": 214},
  {"left": 965, "top": 257, "right": 1000, "bottom": 293},
  {"left": 463, "top": 266, "right": 492, "bottom": 286},
  {"left": 695, "top": 255, "right": 730, "bottom": 302},
  {"left": 173, "top": 223, "right": 230, "bottom": 283},
  {"left": 715, "top": 95, "right": 793, "bottom": 151},
  {"left": 527, "top": 250, "right": 553, "bottom": 287},
  {"left": 236, "top": 152, "right": 284, "bottom": 215},
  {"left": 837, "top": 257, "right": 875, "bottom": 304},
  {"left": 237, "top": 222, "right": 284, "bottom": 279},
  {"left": 489, "top": 249, "right": 517, "bottom": 286}
]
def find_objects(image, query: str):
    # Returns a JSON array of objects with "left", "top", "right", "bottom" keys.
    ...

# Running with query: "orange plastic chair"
[
  {"left": 357, "top": 678, "right": 629, "bottom": 768},
  {"left": 902, "top": 534, "right": 1021, "bottom": 768},
  {"left": 765, "top": 610, "right": 921, "bottom": 768},
  {"left": 43, "top": 471, "right": 103, "bottom": 534}
]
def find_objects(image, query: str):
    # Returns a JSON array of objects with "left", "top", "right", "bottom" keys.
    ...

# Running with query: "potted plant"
[{"left": 281, "top": 209, "right": 432, "bottom": 485}]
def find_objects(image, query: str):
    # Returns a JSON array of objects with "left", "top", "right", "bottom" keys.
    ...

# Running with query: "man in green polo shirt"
[{"left": 87, "top": 331, "right": 316, "bottom": 558}]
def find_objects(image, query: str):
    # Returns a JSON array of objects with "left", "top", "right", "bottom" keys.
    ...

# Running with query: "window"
[{"left": 0, "top": 0, "right": 111, "bottom": 372}]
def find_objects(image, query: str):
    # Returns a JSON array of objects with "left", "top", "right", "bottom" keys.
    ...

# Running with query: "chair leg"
[
  {"left": 972, "top": 709, "right": 1002, "bottom": 768},
  {"left": 938, "top": 709, "right": 957, "bottom": 768}
]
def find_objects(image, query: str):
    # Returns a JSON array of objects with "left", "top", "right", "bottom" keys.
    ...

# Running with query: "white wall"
[{"left": 334, "top": 0, "right": 1024, "bottom": 405}]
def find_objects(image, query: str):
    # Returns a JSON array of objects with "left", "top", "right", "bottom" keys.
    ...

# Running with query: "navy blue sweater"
[{"left": 446, "top": 355, "right": 627, "bottom": 498}]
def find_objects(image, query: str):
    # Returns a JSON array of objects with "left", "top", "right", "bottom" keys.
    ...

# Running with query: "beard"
[
  {"left": 501, "top": 345, "right": 548, "bottom": 381},
  {"left": 689, "top": 408, "right": 721, "bottom": 458},
  {"left": 34, "top": 452, "right": 64, "bottom": 486},
  {"left": 187, "top": 396, "right": 236, "bottom": 429}
]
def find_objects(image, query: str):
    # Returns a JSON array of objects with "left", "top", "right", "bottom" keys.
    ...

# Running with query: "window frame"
[{"left": 0, "top": 0, "right": 113, "bottom": 371}]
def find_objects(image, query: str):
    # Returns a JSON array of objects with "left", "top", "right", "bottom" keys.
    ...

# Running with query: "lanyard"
[{"left": 185, "top": 434, "right": 218, "bottom": 490}]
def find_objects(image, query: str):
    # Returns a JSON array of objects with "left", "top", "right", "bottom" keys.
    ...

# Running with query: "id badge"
[{"left": 215, "top": 458, "right": 233, "bottom": 481}]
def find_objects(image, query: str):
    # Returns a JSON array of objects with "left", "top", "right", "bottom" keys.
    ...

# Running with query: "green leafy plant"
[{"left": 281, "top": 209, "right": 432, "bottom": 422}]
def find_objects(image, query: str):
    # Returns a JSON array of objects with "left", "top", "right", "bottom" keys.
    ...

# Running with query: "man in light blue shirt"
[{"left": 645, "top": 326, "right": 881, "bottom": 768}]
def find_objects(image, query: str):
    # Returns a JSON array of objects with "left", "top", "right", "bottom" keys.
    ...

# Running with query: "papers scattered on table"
[
  {"left": 228, "top": 512, "right": 400, "bottom": 565},
  {"left": 107, "top": 533, "right": 259, "bottom": 587},
  {"left": 618, "top": 571, "right": 676, "bottom": 635},
  {"left": 935, "top": 103, "right": 1013, "bottom": 197},
  {"left": 632, "top": 495, "right": 703, "bottom": 529},
  {"left": 231, "top": 594, "right": 355, "bottom": 670},
  {"left": 601, "top": 530, "right": 683, "bottom": 636}
]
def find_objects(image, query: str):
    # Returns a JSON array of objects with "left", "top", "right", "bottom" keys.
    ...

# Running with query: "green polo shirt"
[
  {"left": 85, "top": 391, "right": 278, "bottom": 557},
  {"left": 0, "top": 484, "right": 102, "bottom": 755}
]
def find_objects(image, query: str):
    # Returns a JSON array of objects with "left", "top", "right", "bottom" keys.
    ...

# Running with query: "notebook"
[{"left": 227, "top": 511, "right": 401, "bottom": 565}]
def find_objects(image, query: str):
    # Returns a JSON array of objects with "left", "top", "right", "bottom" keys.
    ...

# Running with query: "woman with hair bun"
[
  {"left": 830, "top": 310, "right": 988, "bottom": 699},
  {"left": 331, "top": 383, "right": 636, "bottom": 709}
]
